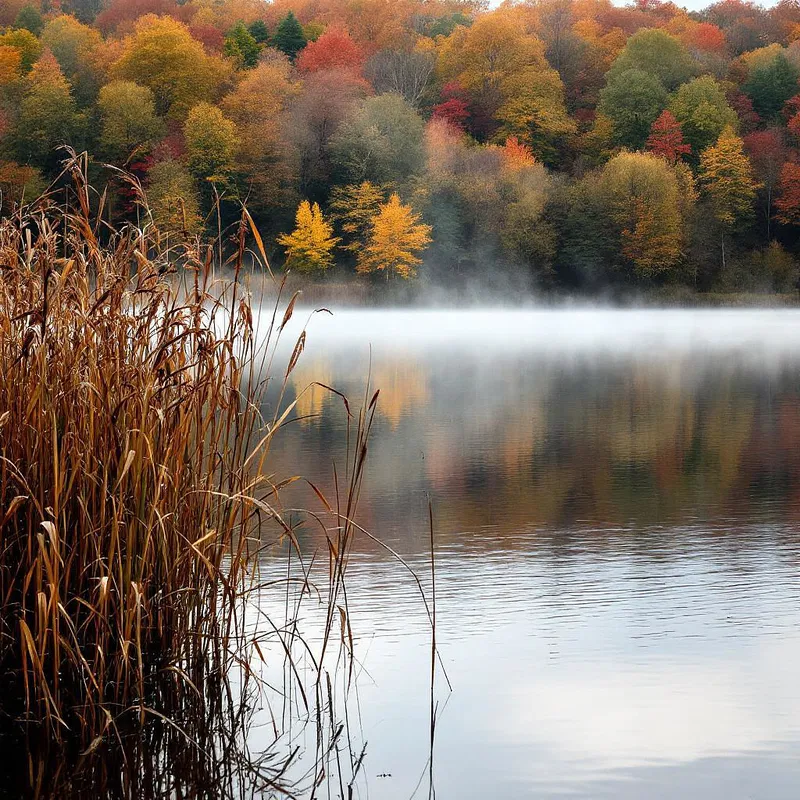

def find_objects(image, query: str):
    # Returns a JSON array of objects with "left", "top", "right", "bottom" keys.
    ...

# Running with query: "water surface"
[{"left": 263, "top": 308, "right": 800, "bottom": 799}]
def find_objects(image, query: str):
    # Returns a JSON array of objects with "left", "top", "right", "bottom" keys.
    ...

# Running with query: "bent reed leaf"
[{"left": 0, "top": 155, "right": 387, "bottom": 798}]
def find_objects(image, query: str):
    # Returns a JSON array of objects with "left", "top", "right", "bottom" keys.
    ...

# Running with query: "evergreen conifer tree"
[{"left": 271, "top": 12, "right": 306, "bottom": 61}]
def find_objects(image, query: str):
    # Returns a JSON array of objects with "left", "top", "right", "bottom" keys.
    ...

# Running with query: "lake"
[{"left": 260, "top": 308, "right": 800, "bottom": 799}]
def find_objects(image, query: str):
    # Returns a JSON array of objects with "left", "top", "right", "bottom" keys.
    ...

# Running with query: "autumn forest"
[{"left": 1, "top": 0, "right": 800, "bottom": 294}]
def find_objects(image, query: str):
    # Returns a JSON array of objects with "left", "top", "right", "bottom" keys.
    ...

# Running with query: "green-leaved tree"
[
  {"left": 224, "top": 22, "right": 260, "bottom": 69},
  {"left": 183, "top": 103, "right": 239, "bottom": 186},
  {"left": 97, "top": 80, "right": 164, "bottom": 162},
  {"left": 598, "top": 68, "right": 668, "bottom": 150},
  {"left": 12, "top": 52, "right": 85, "bottom": 169},
  {"left": 271, "top": 13, "right": 306, "bottom": 61}
]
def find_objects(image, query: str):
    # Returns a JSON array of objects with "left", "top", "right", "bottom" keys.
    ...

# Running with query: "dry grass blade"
[
  {"left": 0, "top": 154, "right": 408, "bottom": 800},
  {"left": 0, "top": 157, "right": 332, "bottom": 795}
]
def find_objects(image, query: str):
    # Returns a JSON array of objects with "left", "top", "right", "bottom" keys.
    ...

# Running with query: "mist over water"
[
  {"left": 259, "top": 307, "right": 800, "bottom": 799},
  {"left": 278, "top": 306, "right": 800, "bottom": 356}
]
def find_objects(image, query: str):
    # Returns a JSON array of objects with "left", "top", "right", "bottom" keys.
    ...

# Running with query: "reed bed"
[{"left": 0, "top": 157, "right": 380, "bottom": 796}]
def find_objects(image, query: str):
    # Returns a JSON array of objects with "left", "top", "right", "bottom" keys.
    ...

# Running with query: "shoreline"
[{"left": 252, "top": 275, "right": 800, "bottom": 310}]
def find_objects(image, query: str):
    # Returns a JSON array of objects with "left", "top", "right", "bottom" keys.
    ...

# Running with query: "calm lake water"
[{"left": 261, "top": 308, "right": 800, "bottom": 799}]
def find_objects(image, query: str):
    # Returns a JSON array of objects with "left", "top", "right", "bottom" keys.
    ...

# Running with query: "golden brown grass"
[
  {"left": 0, "top": 157, "right": 328, "bottom": 770},
  {"left": 0, "top": 154, "right": 447, "bottom": 800}
]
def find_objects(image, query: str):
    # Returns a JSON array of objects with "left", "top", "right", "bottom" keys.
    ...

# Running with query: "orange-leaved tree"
[
  {"left": 220, "top": 58, "right": 299, "bottom": 214},
  {"left": 0, "top": 45, "right": 21, "bottom": 84},
  {"left": 501, "top": 136, "right": 537, "bottom": 170},
  {"left": 357, "top": 193, "right": 432, "bottom": 280}
]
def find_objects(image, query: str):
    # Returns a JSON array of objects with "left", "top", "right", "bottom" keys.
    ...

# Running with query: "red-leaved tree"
[
  {"left": 687, "top": 22, "right": 727, "bottom": 53},
  {"left": 775, "top": 162, "right": 800, "bottom": 225},
  {"left": 295, "top": 27, "right": 365, "bottom": 75},
  {"left": 744, "top": 128, "right": 789, "bottom": 237},
  {"left": 783, "top": 94, "right": 800, "bottom": 120},
  {"left": 188, "top": 23, "right": 225, "bottom": 53},
  {"left": 785, "top": 96, "right": 800, "bottom": 142},
  {"left": 788, "top": 112, "right": 800, "bottom": 142},
  {"left": 431, "top": 82, "right": 470, "bottom": 131},
  {"left": 95, "top": 0, "right": 179, "bottom": 34},
  {"left": 727, "top": 90, "right": 760, "bottom": 133},
  {"left": 645, "top": 110, "right": 691, "bottom": 163}
]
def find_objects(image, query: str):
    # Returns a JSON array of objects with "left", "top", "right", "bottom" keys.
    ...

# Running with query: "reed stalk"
[{"left": 0, "top": 155, "right": 375, "bottom": 798}]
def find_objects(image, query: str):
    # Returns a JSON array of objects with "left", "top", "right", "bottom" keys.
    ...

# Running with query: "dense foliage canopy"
[{"left": 0, "top": 0, "right": 798, "bottom": 292}]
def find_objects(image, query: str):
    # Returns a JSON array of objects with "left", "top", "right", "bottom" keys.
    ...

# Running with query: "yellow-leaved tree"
[
  {"left": 437, "top": 11, "right": 573, "bottom": 160},
  {"left": 113, "top": 15, "right": 230, "bottom": 118},
  {"left": 699, "top": 125, "right": 759, "bottom": 270},
  {"left": 597, "top": 151, "right": 691, "bottom": 278},
  {"left": 357, "top": 194, "right": 432, "bottom": 280},
  {"left": 278, "top": 200, "right": 340, "bottom": 273},
  {"left": 329, "top": 181, "right": 385, "bottom": 252}
]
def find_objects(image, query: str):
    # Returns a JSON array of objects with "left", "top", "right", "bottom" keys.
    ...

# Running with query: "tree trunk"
[{"left": 767, "top": 186, "right": 772, "bottom": 241}]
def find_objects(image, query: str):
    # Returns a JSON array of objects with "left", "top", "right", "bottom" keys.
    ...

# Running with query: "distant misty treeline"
[{"left": 1, "top": 0, "right": 800, "bottom": 292}]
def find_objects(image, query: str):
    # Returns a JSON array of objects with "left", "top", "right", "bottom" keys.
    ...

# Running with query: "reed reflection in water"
[{"left": 264, "top": 308, "right": 800, "bottom": 799}]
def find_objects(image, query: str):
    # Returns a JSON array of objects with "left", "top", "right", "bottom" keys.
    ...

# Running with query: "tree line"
[{"left": 1, "top": 0, "right": 800, "bottom": 293}]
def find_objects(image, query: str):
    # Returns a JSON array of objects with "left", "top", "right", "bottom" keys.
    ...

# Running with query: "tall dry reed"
[{"left": 0, "top": 157, "right": 321, "bottom": 763}]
